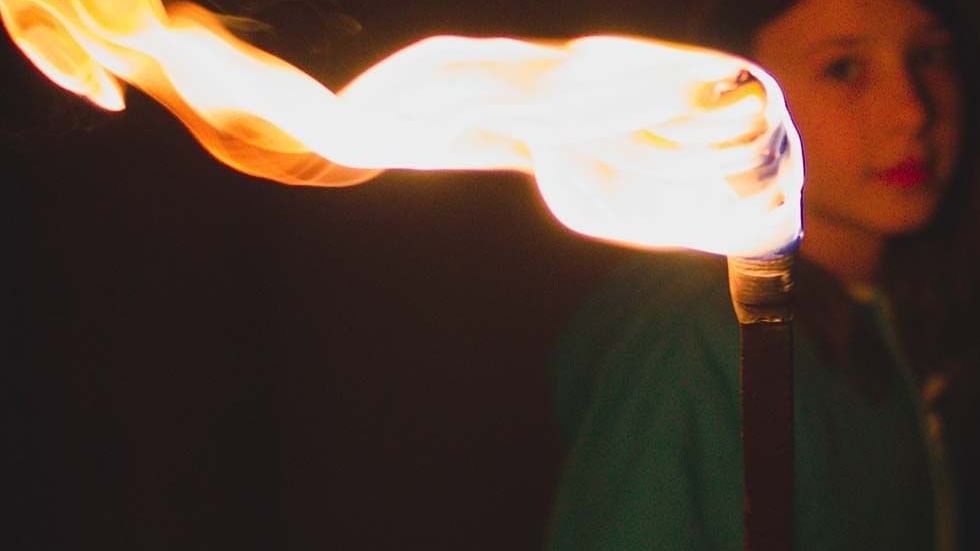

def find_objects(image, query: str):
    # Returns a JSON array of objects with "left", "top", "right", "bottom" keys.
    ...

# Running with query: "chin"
[
  {"left": 871, "top": 209, "right": 941, "bottom": 236},
  {"left": 867, "top": 190, "right": 947, "bottom": 235}
]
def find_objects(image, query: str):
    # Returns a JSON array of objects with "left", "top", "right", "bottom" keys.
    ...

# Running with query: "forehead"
[{"left": 755, "top": 0, "right": 942, "bottom": 51}]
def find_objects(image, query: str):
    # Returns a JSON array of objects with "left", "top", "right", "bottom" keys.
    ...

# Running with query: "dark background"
[
  {"left": 8, "top": 2, "right": 979, "bottom": 549},
  {"left": 0, "top": 1, "right": 667, "bottom": 548}
]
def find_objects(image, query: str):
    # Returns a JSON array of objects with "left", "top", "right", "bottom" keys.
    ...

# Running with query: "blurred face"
[{"left": 753, "top": 0, "right": 963, "bottom": 237}]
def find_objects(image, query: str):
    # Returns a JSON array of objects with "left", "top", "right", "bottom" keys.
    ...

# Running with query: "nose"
[{"left": 881, "top": 64, "right": 933, "bottom": 137}]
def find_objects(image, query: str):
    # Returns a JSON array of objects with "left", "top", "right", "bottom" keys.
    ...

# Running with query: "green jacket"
[{"left": 547, "top": 253, "right": 942, "bottom": 550}]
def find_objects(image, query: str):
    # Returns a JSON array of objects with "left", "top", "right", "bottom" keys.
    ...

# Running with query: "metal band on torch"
[{"left": 728, "top": 244, "right": 797, "bottom": 551}]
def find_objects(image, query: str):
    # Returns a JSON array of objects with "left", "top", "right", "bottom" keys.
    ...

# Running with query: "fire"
[{"left": 1, "top": 0, "right": 803, "bottom": 257}]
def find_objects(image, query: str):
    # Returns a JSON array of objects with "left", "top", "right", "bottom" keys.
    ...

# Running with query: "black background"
[{"left": 0, "top": 1, "right": 665, "bottom": 548}]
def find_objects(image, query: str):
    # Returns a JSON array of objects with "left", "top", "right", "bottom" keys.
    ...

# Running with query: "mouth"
[{"left": 874, "top": 157, "right": 930, "bottom": 189}]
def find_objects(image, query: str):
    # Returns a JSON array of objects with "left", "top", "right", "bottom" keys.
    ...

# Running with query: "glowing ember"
[{"left": 1, "top": 0, "right": 803, "bottom": 256}]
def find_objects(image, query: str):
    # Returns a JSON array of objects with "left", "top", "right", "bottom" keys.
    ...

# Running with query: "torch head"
[{"left": 531, "top": 42, "right": 804, "bottom": 258}]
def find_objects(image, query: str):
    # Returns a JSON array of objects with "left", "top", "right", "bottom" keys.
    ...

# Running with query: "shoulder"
[
  {"left": 548, "top": 252, "right": 744, "bottom": 548},
  {"left": 558, "top": 251, "right": 733, "bottom": 345},
  {"left": 551, "top": 251, "right": 739, "bottom": 443}
]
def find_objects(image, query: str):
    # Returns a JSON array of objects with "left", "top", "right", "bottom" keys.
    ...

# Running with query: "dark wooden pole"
[{"left": 728, "top": 252, "right": 796, "bottom": 551}]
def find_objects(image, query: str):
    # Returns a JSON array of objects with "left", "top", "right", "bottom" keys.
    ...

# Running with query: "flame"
[{"left": 1, "top": 0, "right": 803, "bottom": 256}]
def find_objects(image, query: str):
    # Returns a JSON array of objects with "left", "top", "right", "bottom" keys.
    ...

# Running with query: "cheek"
[
  {"left": 932, "top": 82, "right": 963, "bottom": 154},
  {"left": 787, "top": 101, "right": 869, "bottom": 216},
  {"left": 792, "top": 105, "right": 864, "bottom": 180},
  {"left": 919, "top": 74, "right": 964, "bottom": 181},
  {"left": 778, "top": 78, "right": 867, "bottom": 192},
  {"left": 924, "top": 67, "right": 963, "bottom": 115}
]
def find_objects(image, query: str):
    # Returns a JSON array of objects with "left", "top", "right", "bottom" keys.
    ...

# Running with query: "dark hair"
[{"left": 675, "top": 0, "right": 796, "bottom": 54}]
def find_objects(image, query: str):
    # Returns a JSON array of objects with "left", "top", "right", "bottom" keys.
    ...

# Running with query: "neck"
[{"left": 799, "top": 214, "right": 885, "bottom": 287}]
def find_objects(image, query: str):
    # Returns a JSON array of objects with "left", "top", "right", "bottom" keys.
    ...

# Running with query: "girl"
[{"left": 547, "top": 0, "right": 979, "bottom": 548}]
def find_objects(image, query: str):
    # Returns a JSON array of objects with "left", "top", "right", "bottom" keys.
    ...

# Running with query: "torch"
[{"left": 1, "top": 1, "right": 804, "bottom": 548}]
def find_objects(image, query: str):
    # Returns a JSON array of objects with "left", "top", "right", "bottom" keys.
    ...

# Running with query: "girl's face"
[{"left": 753, "top": 0, "right": 963, "bottom": 238}]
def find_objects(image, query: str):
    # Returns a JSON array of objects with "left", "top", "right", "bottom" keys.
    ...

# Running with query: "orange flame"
[{"left": 1, "top": 0, "right": 803, "bottom": 256}]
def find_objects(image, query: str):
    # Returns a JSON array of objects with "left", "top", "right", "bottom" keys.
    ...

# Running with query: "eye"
[{"left": 822, "top": 56, "right": 863, "bottom": 82}]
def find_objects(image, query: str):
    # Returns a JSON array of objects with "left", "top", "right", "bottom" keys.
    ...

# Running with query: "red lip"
[{"left": 875, "top": 158, "right": 929, "bottom": 189}]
